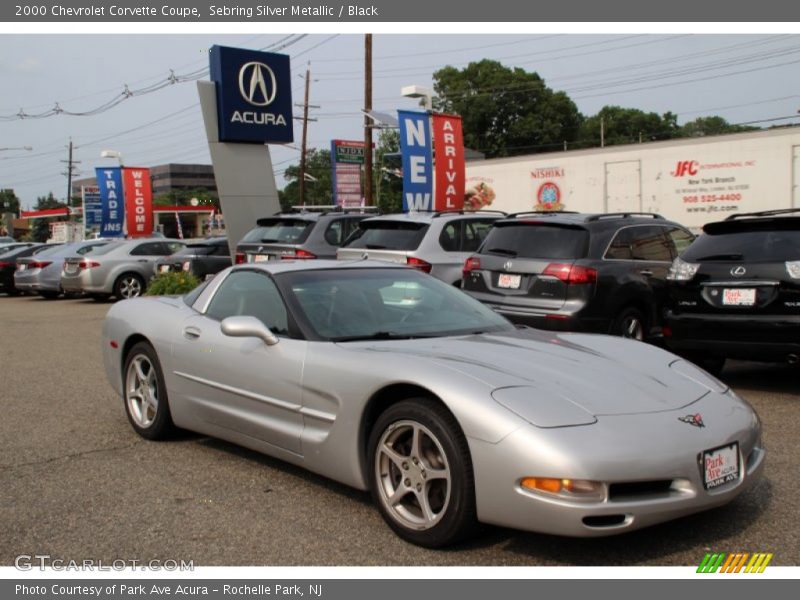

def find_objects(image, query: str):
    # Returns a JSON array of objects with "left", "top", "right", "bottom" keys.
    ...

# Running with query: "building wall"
[{"left": 72, "top": 163, "right": 218, "bottom": 199}]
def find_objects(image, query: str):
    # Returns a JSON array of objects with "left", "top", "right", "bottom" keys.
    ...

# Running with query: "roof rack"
[
  {"left": 430, "top": 209, "right": 507, "bottom": 218},
  {"left": 585, "top": 212, "right": 664, "bottom": 222},
  {"left": 725, "top": 208, "right": 800, "bottom": 221},
  {"left": 271, "top": 205, "right": 380, "bottom": 217},
  {"left": 508, "top": 210, "right": 580, "bottom": 218}
]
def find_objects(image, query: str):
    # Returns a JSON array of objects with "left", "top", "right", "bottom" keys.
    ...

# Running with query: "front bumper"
[{"left": 469, "top": 392, "right": 764, "bottom": 537}]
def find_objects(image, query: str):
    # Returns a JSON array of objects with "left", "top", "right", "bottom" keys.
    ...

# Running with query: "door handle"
[
  {"left": 137, "top": 259, "right": 149, "bottom": 263},
  {"left": 183, "top": 326, "right": 201, "bottom": 340},
  {"left": 640, "top": 270, "right": 654, "bottom": 277}
]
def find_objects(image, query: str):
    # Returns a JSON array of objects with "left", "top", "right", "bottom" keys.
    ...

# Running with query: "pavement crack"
[{"left": 0, "top": 443, "right": 139, "bottom": 471}]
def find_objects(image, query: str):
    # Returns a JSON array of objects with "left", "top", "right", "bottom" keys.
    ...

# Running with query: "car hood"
[{"left": 351, "top": 328, "right": 715, "bottom": 418}]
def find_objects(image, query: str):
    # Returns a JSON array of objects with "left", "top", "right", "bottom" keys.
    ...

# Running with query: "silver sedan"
[{"left": 101, "top": 261, "right": 764, "bottom": 547}]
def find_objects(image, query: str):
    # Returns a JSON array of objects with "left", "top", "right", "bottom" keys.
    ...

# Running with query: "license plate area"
[
  {"left": 64, "top": 264, "right": 78, "bottom": 275},
  {"left": 703, "top": 442, "right": 740, "bottom": 490},
  {"left": 722, "top": 288, "right": 756, "bottom": 306},
  {"left": 497, "top": 274, "right": 521, "bottom": 289},
  {"left": 251, "top": 254, "right": 270, "bottom": 263},
  {"left": 159, "top": 265, "right": 170, "bottom": 274}
]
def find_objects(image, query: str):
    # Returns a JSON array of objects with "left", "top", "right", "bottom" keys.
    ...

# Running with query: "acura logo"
[
  {"left": 238, "top": 62, "right": 278, "bottom": 107},
  {"left": 731, "top": 266, "right": 747, "bottom": 276},
  {"left": 504, "top": 261, "right": 513, "bottom": 271}
]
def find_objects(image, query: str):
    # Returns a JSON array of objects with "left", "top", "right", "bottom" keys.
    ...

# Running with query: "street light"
[
  {"left": 401, "top": 85, "right": 433, "bottom": 111},
  {"left": 100, "top": 149, "right": 124, "bottom": 166}
]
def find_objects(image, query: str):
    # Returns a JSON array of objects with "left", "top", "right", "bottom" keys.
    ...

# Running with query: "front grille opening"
[
  {"left": 608, "top": 480, "right": 674, "bottom": 500},
  {"left": 583, "top": 515, "right": 627, "bottom": 528}
]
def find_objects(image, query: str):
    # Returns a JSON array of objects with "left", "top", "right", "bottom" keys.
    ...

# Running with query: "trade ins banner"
[
  {"left": 95, "top": 167, "right": 125, "bottom": 237},
  {"left": 398, "top": 110, "right": 465, "bottom": 212},
  {"left": 209, "top": 45, "right": 293, "bottom": 144}
]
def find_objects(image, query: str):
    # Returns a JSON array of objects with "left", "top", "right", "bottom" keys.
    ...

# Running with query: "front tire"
[
  {"left": 123, "top": 342, "right": 175, "bottom": 440},
  {"left": 114, "top": 273, "right": 145, "bottom": 299},
  {"left": 367, "top": 398, "right": 477, "bottom": 547}
]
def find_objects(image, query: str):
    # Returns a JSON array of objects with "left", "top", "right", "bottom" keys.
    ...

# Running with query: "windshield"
[
  {"left": 480, "top": 223, "right": 589, "bottom": 259},
  {"left": 683, "top": 230, "right": 800, "bottom": 262},
  {"left": 242, "top": 219, "right": 313, "bottom": 244},
  {"left": 280, "top": 268, "right": 513, "bottom": 341},
  {"left": 341, "top": 220, "right": 429, "bottom": 251}
]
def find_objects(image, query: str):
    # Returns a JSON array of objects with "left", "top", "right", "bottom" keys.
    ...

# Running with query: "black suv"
[
  {"left": 665, "top": 209, "right": 800, "bottom": 370},
  {"left": 462, "top": 212, "right": 694, "bottom": 340},
  {"left": 235, "top": 207, "right": 377, "bottom": 264}
]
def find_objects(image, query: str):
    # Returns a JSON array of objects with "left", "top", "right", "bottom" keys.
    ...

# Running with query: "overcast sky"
[{"left": 1, "top": 33, "right": 800, "bottom": 209}]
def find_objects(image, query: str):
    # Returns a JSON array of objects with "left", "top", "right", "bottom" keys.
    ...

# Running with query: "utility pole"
[
  {"left": 295, "top": 64, "right": 319, "bottom": 207},
  {"left": 61, "top": 139, "right": 81, "bottom": 216},
  {"left": 600, "top": 117, "right": 605, "bottom": 148},
  {"left": 299, "top": 66, "right": 311, "bottom": 206},
  {"left": 363, "top": 33, "right": 373, "bottom": 206}
]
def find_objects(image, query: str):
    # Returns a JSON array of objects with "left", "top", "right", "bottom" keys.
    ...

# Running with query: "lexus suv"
[
  {"left": 462, "top": 212, "right": 694, "bottom": 340},
  {"left": 665, "top": 208, "right": 800, "bottom": 371},
  {"left": 235, "top": 207, "right": 377, "bottom": 264},
  {"left": 337, "top": 210, "right": 504, "bottom": 285}
]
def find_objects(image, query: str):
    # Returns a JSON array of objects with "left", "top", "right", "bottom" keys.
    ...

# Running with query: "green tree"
[
  {"left": 153, "top": 188, "right": 220, "bottom": 210},
  {"left": 0, "top": 189, "right": 21, "bottom": 215},
  {"left": 679, "top": 116, "right": 756, "bottom": 138},
  {"left": 280, "top": 149, "right": 334, "bottom": 209},
  {"left": 432, "top": 60, "right": 583, "bottom": 158},
  {"left": 579, "top": 106, "right": 680, "bottom": 147},
  {"left": 30, "top": 192, "right": 66, "bottom": 242},
  {"left": 374, "top": 129, "right": 403, "bottom": 214}
]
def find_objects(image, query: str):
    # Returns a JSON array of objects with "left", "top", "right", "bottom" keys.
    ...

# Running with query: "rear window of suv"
[
  {"left": 342, "top": 221, "right": 430, "bottom": 251},
  {"left": 683, "top": 229, "right": 800, "bottom": 262},
  {"left": 242, "top": 219, "right": 314, "bottom": 244},
  {"left": 480, "top": 223, "right": 589, "bottom": 259}
]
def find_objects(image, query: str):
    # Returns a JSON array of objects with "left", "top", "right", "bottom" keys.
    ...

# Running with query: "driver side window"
[{"left": 205, "top": 270, "right": 289, "bottom": 335}]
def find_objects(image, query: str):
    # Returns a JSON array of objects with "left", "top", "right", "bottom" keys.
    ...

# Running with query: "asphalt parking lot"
[{"left": 1, "top": 294, "right": 798, "bottom": 566}]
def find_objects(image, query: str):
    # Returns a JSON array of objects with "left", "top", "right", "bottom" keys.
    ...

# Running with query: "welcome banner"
[{"left": 122, "top": 168, "right": 154, "bottom": 238}]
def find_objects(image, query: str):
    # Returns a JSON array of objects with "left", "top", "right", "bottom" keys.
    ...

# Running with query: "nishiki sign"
[
  {"left": 398, "top": 110, "right": 465, "bottom": 212},
  {"left": 209, "top": 45, "right": 293, "bottom": 144}
]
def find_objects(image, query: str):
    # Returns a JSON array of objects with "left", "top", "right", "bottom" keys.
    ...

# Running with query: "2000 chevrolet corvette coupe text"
[{"left": 102, "top": 261, "right": 764, "bottom": 547}]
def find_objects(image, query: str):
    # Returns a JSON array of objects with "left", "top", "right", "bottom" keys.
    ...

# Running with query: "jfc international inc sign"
[{"left": 209, "top": 45, "right": 293, "bottom": 144}]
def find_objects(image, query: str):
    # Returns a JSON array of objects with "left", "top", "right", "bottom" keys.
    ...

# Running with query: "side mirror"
[{"left": 220, "top": 316, "right": 280, "bottom": 346}]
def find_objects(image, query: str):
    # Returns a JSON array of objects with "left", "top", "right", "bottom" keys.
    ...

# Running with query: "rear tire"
[
  {"left": 122, "top": 342, "right": 175, "bottom": 440},
  {"left": 114, "top": 273, "right": 145, "bottom": 299},
  {"left": 367, "top": 398, "right": 477, "bottom": 548},
  {"left": 611, "top": 306, "right": 647, "bottom": 341}
]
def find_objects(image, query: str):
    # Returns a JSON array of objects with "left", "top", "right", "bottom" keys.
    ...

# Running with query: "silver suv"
[{"left": 337, "top": 211, "right": 503, "bottom": 285}]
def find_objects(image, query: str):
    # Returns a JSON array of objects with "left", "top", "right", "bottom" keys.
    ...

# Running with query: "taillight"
[
  {"left": 406, "top": 256, "right": 432, "bottom": 273},
  {"left": 280, "top": 249, "right": 317, "bottom": 260},
  {"left": 80, "top": 261, "right": 100, "bottom": 269},
  {"left": 0, "top": 261, "right": 11, "bottom": 268},
  {"left": 542, "top": 263, "right": 597, "bottom": 284},
  {"left": 29, "top": 261, "right": 52, "bottom": 269},
  {"left": 235, "top": 252, "right": 246, "bottom": 264},
  {"left": 463, "top": 257, "right": 481, "bottom": 275}
]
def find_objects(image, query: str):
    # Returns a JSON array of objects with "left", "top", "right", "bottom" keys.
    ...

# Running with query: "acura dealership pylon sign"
[{"left": 209, "top": 45, "right": 293, "bottom": 144}]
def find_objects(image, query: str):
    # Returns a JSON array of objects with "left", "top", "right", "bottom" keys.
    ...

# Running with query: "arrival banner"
[{"left": 431, "top": 113, "right": 465, "bottom": 212}]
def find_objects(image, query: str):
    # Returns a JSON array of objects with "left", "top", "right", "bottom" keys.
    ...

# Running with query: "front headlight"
[
  {"left": 670, "top": 359, "right": 729, "bottom": 393},
  {"left": 667, "top": 257, "right": 699, "bottom": 281}
]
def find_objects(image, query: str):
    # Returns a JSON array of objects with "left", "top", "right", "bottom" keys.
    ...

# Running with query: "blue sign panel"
[
  {"left": 95, "top": 167, "right": 125, "bottom": 237},
  {"left": 210, "top": 45, "right": 293, "bottom": 144},
  {"left": 398, "top": 110, "right": 433, "bottom": 212},
  {"left": 84, "top": 190, "right": 102, "bottom": 227}
]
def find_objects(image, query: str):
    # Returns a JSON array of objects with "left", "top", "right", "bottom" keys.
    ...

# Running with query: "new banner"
[
  {"left": 209, "top": 45, "right": 293, "bottom": 144},
  {"left": 331, "top": 140, "right": 365, "bottom": 207},
  {"left": 398, "top": 110, "right": 433, "bottom": 212},
  {"left": 432, "top": 113, "right": 465, "bottom": 211},
  {"left": 122, "top": 168, "right": 154, "bottom": 238},
  {"left": 95, "top": 167, "right": 125, "bottom": 237}
]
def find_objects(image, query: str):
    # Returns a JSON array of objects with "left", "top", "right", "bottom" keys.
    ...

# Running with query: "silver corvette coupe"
[{"left": 102, "top": 260, "right": 764, "bottom": 547}]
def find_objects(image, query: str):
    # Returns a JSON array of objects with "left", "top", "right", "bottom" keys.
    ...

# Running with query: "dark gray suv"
[
  {"left": 462, "top": 212, "right": 694, "bottom": 340},
  {"left": 235, "top": 207, "right": 377, "bottom": 264}
]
